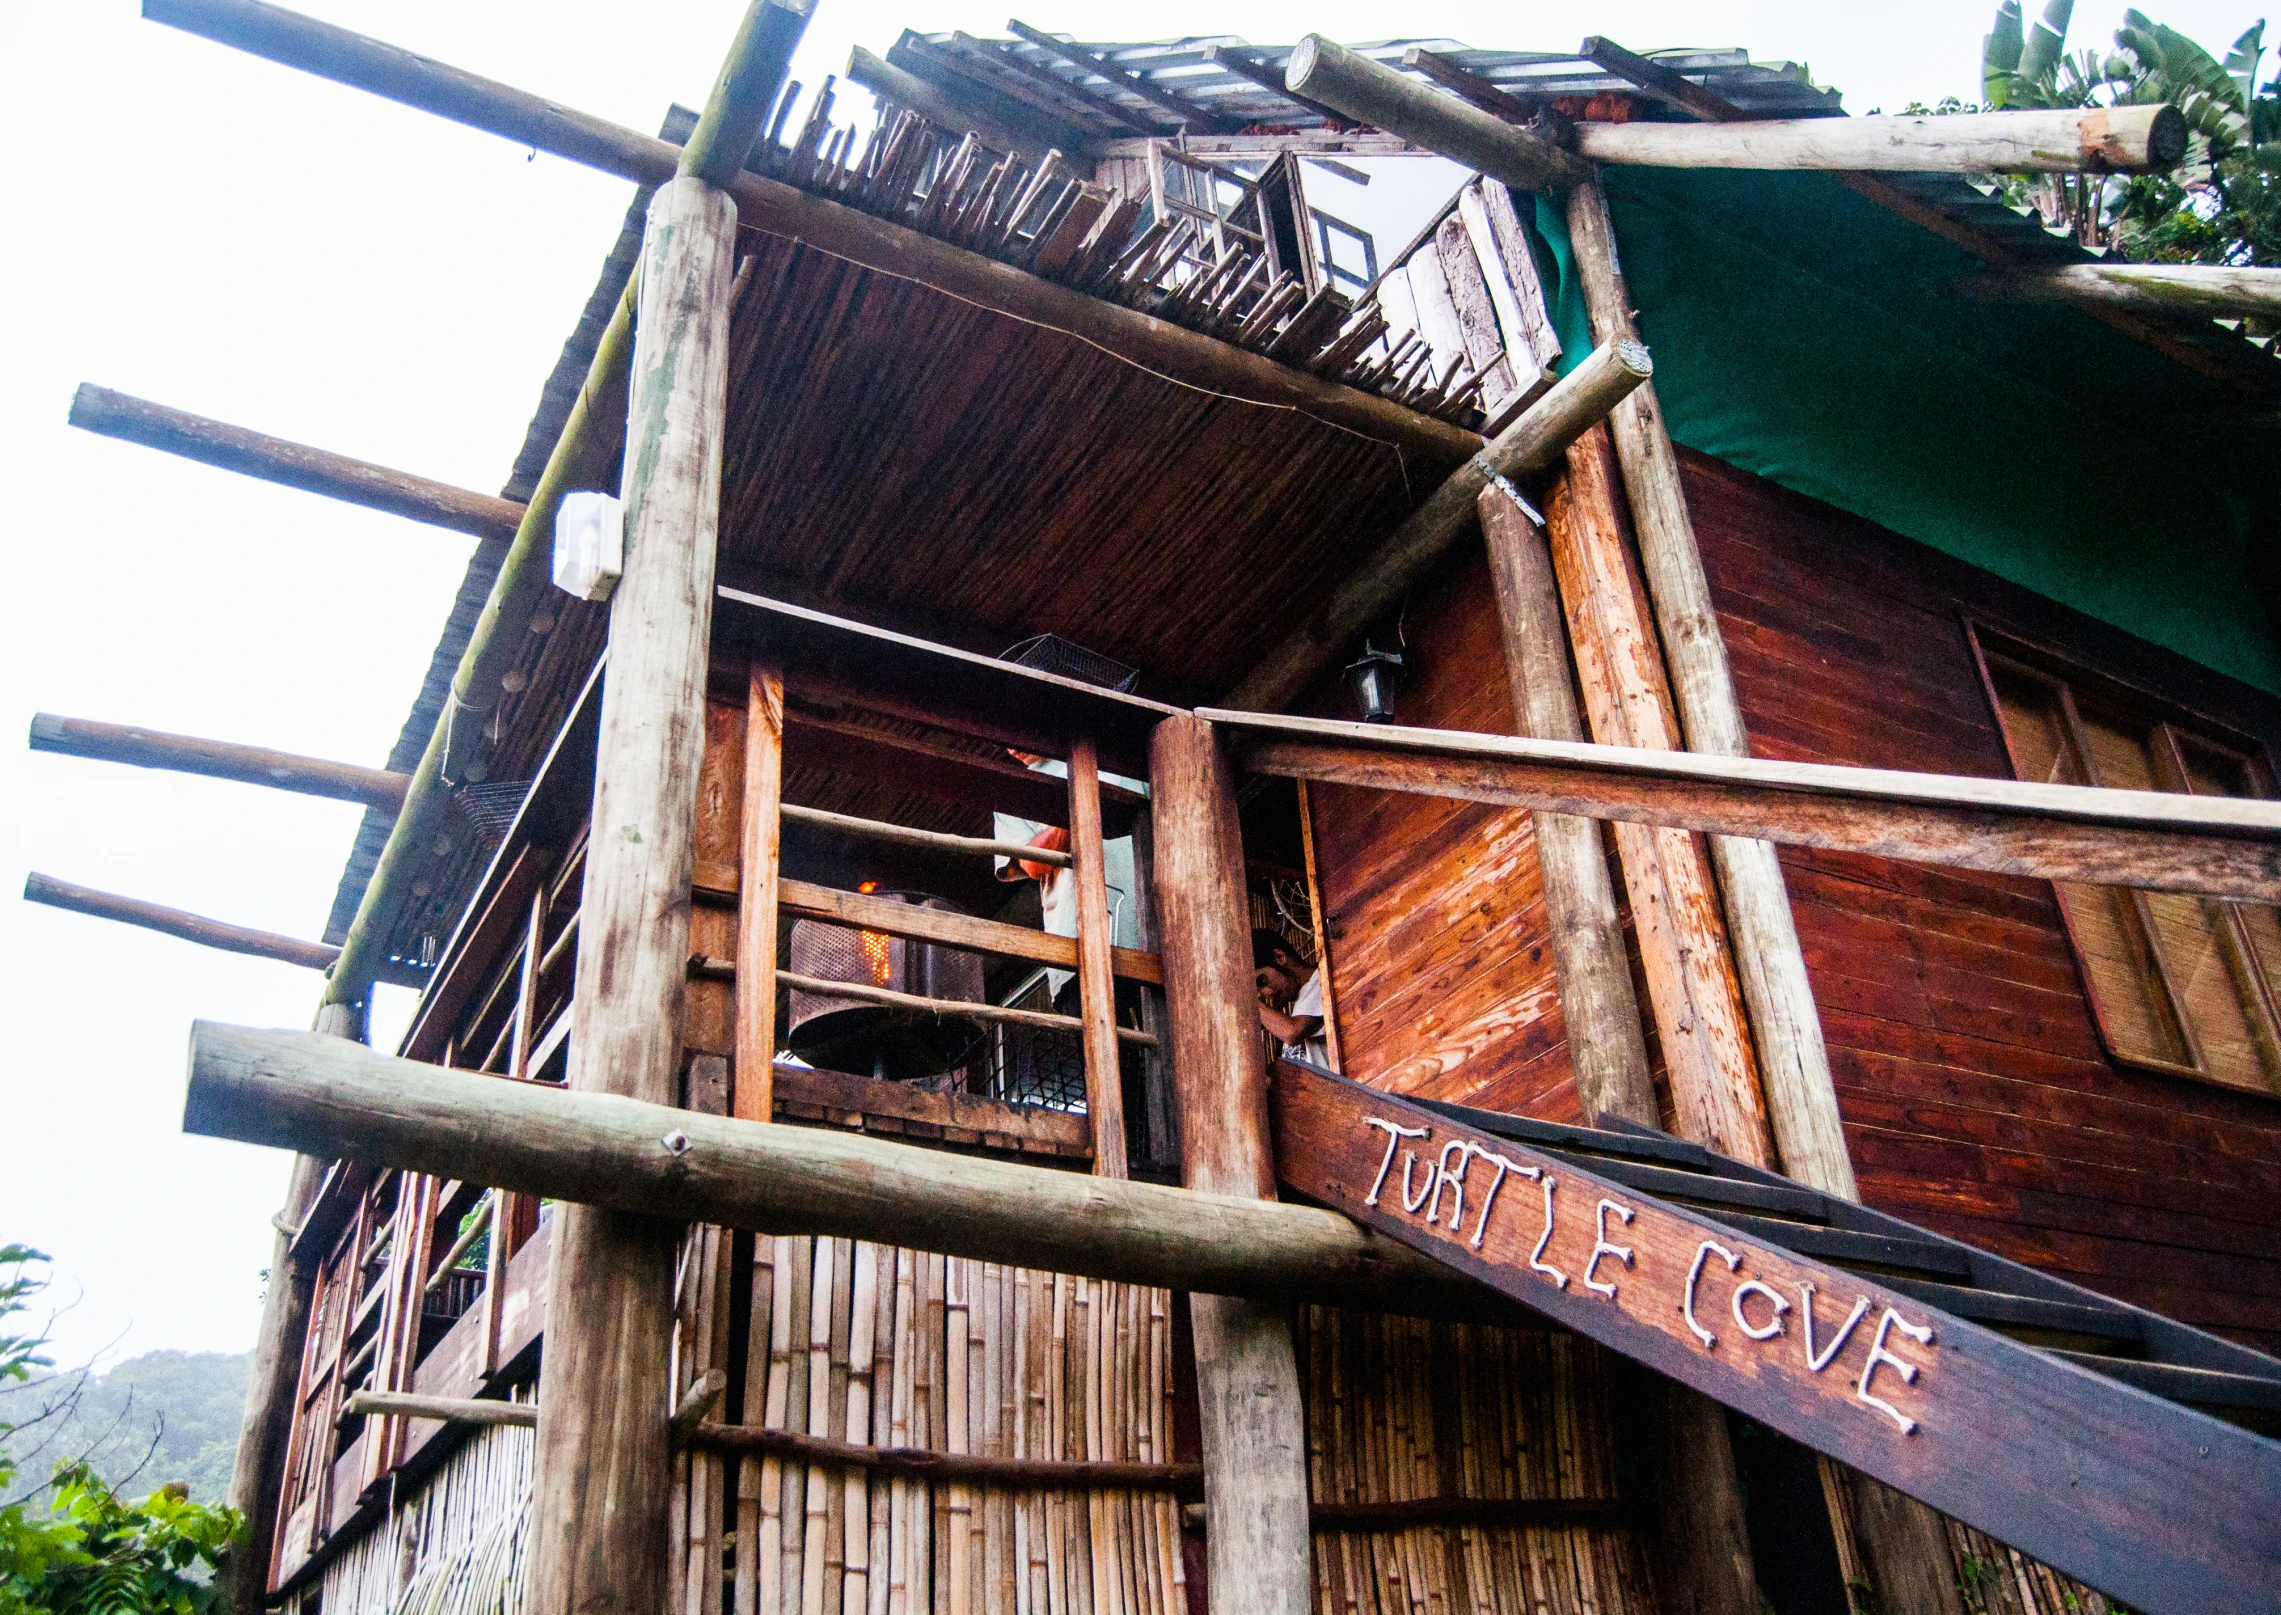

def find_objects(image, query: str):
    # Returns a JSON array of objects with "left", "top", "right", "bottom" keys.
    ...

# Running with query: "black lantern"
[{"left": 1343, "top": 639, "right": 1406, "bottom": 723}]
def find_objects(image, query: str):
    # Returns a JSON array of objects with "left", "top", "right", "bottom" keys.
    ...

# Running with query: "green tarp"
[{"left": 1527, "top": 169, "right": 2281, "bottom": 696}]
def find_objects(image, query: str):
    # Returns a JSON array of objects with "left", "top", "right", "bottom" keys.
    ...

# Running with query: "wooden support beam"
[
  {"left": 1963, "top": 261, "right": 2281, "bottom": 321},
  {"left": 344, "top": 1389, "right": 536, "bottom": 1428},
  {"left": 1575, "top": 37, "right": 1750, "bottom": 125},
  {"left": 1068, "top": 736, "right": 1131, "bottom": 1175},
  {"left": 21, "top": 871, "right": 426, "bottom": 984},
  {"left": 734, "top": 660, "right": 784, "bottom": 1123},
  {"left": 1283, "top": 35, "right": 1590, "bottom": 192},
  {"left": 1202, "top": 45, "right": 1354, "bottom": 129},
  {"left": 679, "top": 0, "right": 816, "bottom": 186},
  {"left": 846, "top": 44, "right": 1060, "bottom": 161},
  {"left": 1147, "top": 713, "right": 1313, "bottom": 1615},
  {"left": 1228, "top": 336, "right": 1650, "bottom": 712},
  {"left": 150, "top": 0, "right": 1481, "bottom": 464},
  {"left": 1399, "top": 47, "right": 1541, "bottom": 124},
  {"left": 781, "top": 801, "right": 1073, "bottom": 866},
  {"left": 29, "top": 713, "right": 408, "bottom": 810},
  {"left": 1477, "top": 477, "right": 1762, "bottom": 1615},
  {"left": 689, "top": 1421, "right": 1202, "bottom": 1490},
  {"left": 1004, "top": 21, "right": 1234, "bottom": 133},
  {"left": 1200, "top": 709, "right": 2281, "bottom": 900},
  {"left": 529, "top": 173, "right": 737, "bottom": 1615},
  {"left": 1562, "top": 178, "right": 1856, "bottom": 1201},
  {"left": 1573, "top": 103, "right": 2185, "bottom": 175},
  {"left": 700, "top": 961, "right": 1159, "bottom": 1044},
  {"left": 67, "top": 384, "right": 525, "bottom": 543},
  {"left": 182, "top": 1021, "right": 1507, "bottom": 1319},
  {"left": 1474, "top": 483, "right": 1655, "bottom": 1127}
]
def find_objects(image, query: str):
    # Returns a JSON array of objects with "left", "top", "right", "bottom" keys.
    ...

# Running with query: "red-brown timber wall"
[{"left": 1309, "top": 448, "right": 2281, "bottom": 1356}]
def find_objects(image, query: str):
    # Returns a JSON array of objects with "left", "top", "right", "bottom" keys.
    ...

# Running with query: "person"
[{"left": 1254, "top": 929, "right": 1333, "bottom": 1071}]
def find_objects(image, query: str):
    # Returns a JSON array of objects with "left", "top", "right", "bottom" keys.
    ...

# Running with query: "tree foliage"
[
  {"left": 0, "top": 1247, "right": 243, "bottom": 1615},
  {"left": 1977, "top": 1, "right": 2281, "bottom": 263}
]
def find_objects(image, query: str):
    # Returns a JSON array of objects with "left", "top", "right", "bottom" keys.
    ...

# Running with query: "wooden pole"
[
  {"left": 1572, "top": 103, "right": 2185, "bottom": 174},
  {"left": 1226, "top": 335, "right": 1651, "bottom": 713},
  {"left": 1067, "top": 736, "right": 1130, "bottom": 1179},
  {"left": 735, "top": 660, "right": 785, "bottom": 1123},
  {"left": 183, "top": 1021, "right": 1507, "bottom": 1318},
  {"left": 1474, "top": 482, "right": 1656, "bottom": 1127},
  {"left": 214, "top": 999, "right": 357, "bottom": 1615},
  {"left": 29, "top": 713, "right": 409, "bottom": 810},
  {"left": 1145, "top": 714, "right": 1312, "bottom": 1615},
  {"left": 680, "top": 0, "right": 816, "bottom": 186},
  {"left": 1475, "top": 479, "right": 1759, "bottom": 1615},
  {"left": 528, "top": 173, "right": 738, "bottom": 1615},
  {"left": 20, "top": 871, "right": 423, "bottom": 985},
  {"left": 145, "top": 0, "right": 1481, "bottom": 465},
  {"left": 1562, "top": 178, "right": 1858, "bottom": 1201},
  {"left": 1963, "top": 261, "right": 2281, "bottom": 321},
  {"left": 66, "top": 385, "right": 524, "bottom": 543},
  {"left": 843, "top": 46, "right": 1063, "bottom": 163},
  {"left": 1281, "top": 35, "right": 1590, "bottom": 192}
]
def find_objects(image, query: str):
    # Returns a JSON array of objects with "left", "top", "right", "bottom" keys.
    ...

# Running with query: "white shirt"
[{"left": 1282, "top": 968, "right": 1334, "bottom": 1071}]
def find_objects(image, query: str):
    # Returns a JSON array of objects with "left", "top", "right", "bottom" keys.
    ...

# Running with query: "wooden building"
[{"left": 25, "top": 8, "right": 2281, "bottom": 1615}]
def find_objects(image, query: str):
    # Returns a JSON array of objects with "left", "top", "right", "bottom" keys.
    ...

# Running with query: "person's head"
[{"left": 1252, "top": 929, "right": 1304, "bottom": 1002}]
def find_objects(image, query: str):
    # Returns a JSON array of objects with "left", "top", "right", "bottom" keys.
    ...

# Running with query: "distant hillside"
[{"left": 0, "top": 1348, "right": 248, "bottom": 1506}]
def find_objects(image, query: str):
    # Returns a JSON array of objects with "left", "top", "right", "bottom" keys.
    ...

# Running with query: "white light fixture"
[{"left": 552, "top": 490, "right": 624, "bottom": 601}]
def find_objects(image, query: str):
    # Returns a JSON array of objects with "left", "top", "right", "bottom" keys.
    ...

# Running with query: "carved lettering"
[
  {"left": 1400, "top": 1148, "right": 1434, "bottom": 1214},
  {"left": 1682, "top": 1240, "right": 1741, "bottom": 1348},
  {"left": 1426, "top": 1138, "right": 1473, "bottom": 1228},
  {"left": 1857, "top": 1308, "right": 1934, "bottom": 1435},
  {"left": 1731, "top": 1279, "right": 1791, "bottom": 1341},
  {"left": 1528, "top": 1175, "right": 1568, "bottom": 1289},
  {"left": 1467, "top": 1147, "right": 1535, "bottom": 1251},
  {"left": 1363, "top": 1119, "right": 1428, "bottom": 1208},
  {"left": 1798, "top": 1283, "right": 1870, "bottom": 1374},
  {"left": 1581, "top": 1199, "right": 1636, "bottom": 1299}
]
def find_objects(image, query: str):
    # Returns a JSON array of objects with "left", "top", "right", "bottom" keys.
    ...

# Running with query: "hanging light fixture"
[{"left": 1343, "top": 638, "right": 1406, "bottom": 723}]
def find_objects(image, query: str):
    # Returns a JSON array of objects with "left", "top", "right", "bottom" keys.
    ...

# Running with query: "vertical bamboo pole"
[
  {"left": 737, "top": 660, "right": 786, "bottom": 1122},
  {"left": 1068, "top": 737, "right": 1130, "bottom": 1178},
  {"left": 528, "top": 171, "right": 738, "bottom": 1615},
  {"left": 1146, "top": 713, "right": 1312, "bottom": 1615}
]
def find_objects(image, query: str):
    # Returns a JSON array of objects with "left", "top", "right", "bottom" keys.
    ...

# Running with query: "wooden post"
[
  {"left": 1477, "top": 479, "right": 1760, "bottom": 1615},
  {"left": 1145, "top": 713, "right": 1312, "bottom": 1615},
  {"left": 1542, "top": 427, "right": 1774, "bottom": 1168},
  {"left": 1067, "top": 736, "right": 1129, "bottom": 1178},
  {"left": 1561, "top": 177, "right": 1856, "bottom": 1202},
  {"left": 528, "top": 172, "right": 738, "bottom": 1615},
  {"left": 735, "top": 660, "right": 785, "bottom": 1123},
  {"left": 1564, "top": 177, "right": 1958, "bottom": 1611}
]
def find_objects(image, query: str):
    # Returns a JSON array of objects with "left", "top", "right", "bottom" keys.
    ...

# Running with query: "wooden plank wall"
[{"left": 1308, "top": 448, "right": 2281, "bottom": 1356}]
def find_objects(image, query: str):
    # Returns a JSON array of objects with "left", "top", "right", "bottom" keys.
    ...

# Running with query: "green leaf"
[{"left": 1986, "top": 1, "right": 2028, "bottom": 106}]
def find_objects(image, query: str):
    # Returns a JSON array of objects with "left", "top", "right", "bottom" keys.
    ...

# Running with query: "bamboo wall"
[
  {"left": 1300, "top": 1310, "right": 1652, "bottom": 1615},
  {"left": 302, "top": 1415, "right": 534, "bottom": 1615},
  {"left": 675, "top": 1234, "right": 1189, "bottom": 1615}
]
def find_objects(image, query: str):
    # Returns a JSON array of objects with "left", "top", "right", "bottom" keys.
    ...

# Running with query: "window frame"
[{"left": 1966, "top": 622, "right": 2281, "bottom": 1096}]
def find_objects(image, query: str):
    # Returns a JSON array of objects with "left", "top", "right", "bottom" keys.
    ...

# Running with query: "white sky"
[{"left": 0, "top": 0, "right": 2259, "bottom": 1367}]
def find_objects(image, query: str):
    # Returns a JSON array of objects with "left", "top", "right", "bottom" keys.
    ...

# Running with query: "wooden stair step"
[
  {"left": 1709, "top": 1212, "right": 1974, "bottom": 1280},
  {"left": 1879, "top": 1277, "right": 2140, "bottom": 1344}
]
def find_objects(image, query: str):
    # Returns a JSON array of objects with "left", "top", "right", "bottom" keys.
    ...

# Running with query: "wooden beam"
[
  {"left": 1271, "top": 1062, "right": 2281, "bottom": 1615},
  {"left": 750, "top": 871, "right": 1163, "bottom": 985},
  {"left": 29, "top": 713, "right": 408, "bottom": 811},
  {"left": 1004, "top": 21, "right": 1233, "bottom": 133},
  {"left": 1227, "top": 335, "right": 1652, "bottom": 712},
  {"left": 182, "top": 1021, "right": 1512, "bottom": 1320},
  {"left": 1202, "top": 45, "right": 1353, "bottom": 129},
  {"left": 1068, "top": 736, "right": 1131, "bottom": 1175},
  {"left": 343, "top": 1389, "right": 536, "bottom": 1428},
  {"left": 846, "top": 44, "right": 1060, "bottom": 161},
  {"left": 1573, "top": 103, "right": 2185, "bottom": 175},
  {"left": 701, "top": 961, "right": 1159, "bottom": 1045},
  {"left": 1963, "top": 261, "right": 2281, "bottom": 321},
  {"left": 20, "top": 871, "right": 426, "bottom": 984},
  {"left": 964, "top": 34, "right": 1153, "bottom": 137},
  {"left": 1575, "top": 37, "right": 1750, "bottom": 124},
  {"left": 1199, "top": 708, "right": 2281, "bottom": 901},
  {"left": 151, "top": 0, "right": 1482, "bottom": 464},
  {"left": 1474, "top": 483, "right": 1656, "bottom": 1128},
  {"left": 688, "top": 1421, "right": 1202, "bottom": 1490},
  {"left": 528, "top": 173, "right": 737, "bottom": 1615},
  {"left": 679, "top": 0, "right": 815, "bottom": 186},
  {"left": 1147, "top": 713, "right": 1313, "bottom": 1615},
  {"left": 1399, "top": 47, "right": 1541, "bottom": 124},
  {"left": 770, "top": 1062, "right": 1091, "bottom": 1156},
  {"left": 734, "top": 660, "right": 784, "bottom": 1123},
  {"left": 1561, "top": 178, "right": 1859, "bottom": 1202},
  {"left": 66, "top": 385, "right": 524, "bottom": 543},
  {"left": 1283, "top": 35, "right": 1590, "bottom": 192},
  {"left": 780, "top": 801, "right": 1073, "bottom": 867}
]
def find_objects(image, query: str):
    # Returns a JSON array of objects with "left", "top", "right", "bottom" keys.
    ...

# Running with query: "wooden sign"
[{"left": 1269, "top": 1063, "right": 2281, "bottom": 1615}]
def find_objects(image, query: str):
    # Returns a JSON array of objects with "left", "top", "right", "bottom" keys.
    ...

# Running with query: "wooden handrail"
[
  {"left": 1202, "top": 708, "right": 2281, "bottom": 900},
  {"left": 691, "top": 960, "right": 1160, "bottom": 1046},
  {"left": 780, "top": 802, "right": 1074, "bottom": 866},
  {"left": 687, "top": 1421, "right": 1203, "bottom": 1490}
]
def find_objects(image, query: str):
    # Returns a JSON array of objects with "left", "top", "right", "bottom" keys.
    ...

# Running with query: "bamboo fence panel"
[
  {"left": 303, "top": 1408, "right": 536, "bottom": 1615},
  {"left": 695, "top": 1235, "right": 1185, "bottom": 1615},
  {"left": 1295, "top": 1308, "right": 1654, "bottom": 1615}
]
